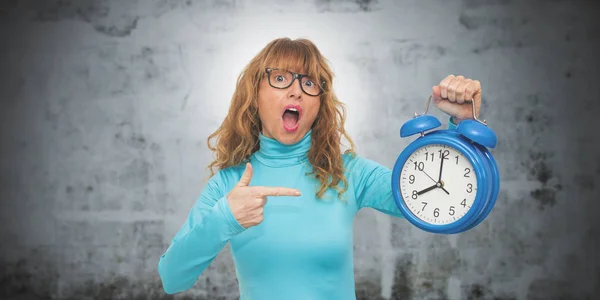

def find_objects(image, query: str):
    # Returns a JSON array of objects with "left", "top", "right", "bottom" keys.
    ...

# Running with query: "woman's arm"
[
  {"left": 353, "top": 118, "right": 457, "bottom": 217},
  {"left": 157, "top": 170, "right": 245, "bottom": 294},
  {"left": 351, "top": 154, "right": 404, "bottom": 217}
]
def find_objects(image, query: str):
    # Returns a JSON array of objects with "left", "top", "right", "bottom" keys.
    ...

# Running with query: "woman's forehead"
[
  {"left": 266, "top": 55, "right": 314, "bottom": 74},
  {"left": 269, "top": 61, "right": 307, "bottom": 74},
  {"left": 272, "top": 66, "right": 308, "bottom": 75}
]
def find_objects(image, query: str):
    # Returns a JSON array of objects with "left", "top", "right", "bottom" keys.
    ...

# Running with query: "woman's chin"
[{"left": 278, "top": 126, "right": 305, "bottom": 144}]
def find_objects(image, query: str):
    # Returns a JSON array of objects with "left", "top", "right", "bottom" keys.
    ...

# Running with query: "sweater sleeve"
[
  {"left": 448, "top": 116, "right": 458, "bottom": 130},
  {"left": 158, "top": 170, "right": 246, "bottom": 294},
  {"left": 352, "top": 117, "right": 458, "bottom": 217},
  {"left": 350, "top": 154, "right": 404, "bottom": 218}
]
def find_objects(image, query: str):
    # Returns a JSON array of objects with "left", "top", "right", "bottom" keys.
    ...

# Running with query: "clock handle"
[
  {"left": 417, "top": 92, "right": 487, "bottom": 126},
  {"left": 464, "top": 91, "right": 487, "bottom": 125},
  {"left": 414, "top": 94, "right": 434, "bottom": 117}
]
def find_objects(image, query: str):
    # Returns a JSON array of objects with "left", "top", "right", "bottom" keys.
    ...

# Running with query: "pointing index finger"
[{"left": 255, "top": 186, "right": 302, "bottom": 197}]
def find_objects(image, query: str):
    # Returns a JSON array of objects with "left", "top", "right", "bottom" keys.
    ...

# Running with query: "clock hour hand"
[{"left": 417, "top": 184, "right": 438, "bottom": 195}]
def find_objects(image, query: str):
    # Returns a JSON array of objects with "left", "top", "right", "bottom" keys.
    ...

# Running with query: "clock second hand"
[{"left": 422, "top": 169, "right": 437, "bottom": 184}]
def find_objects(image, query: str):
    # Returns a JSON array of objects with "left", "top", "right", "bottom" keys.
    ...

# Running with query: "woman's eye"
[
  {"left": 304, "top": 80, "right": 314, "bottom": 87},
  {"left": 275, "top": 75, "right": 284, "bottom": 82}
]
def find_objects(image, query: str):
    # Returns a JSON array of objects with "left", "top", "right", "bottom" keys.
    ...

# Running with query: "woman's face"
[{"left": 257, "top": 68, "right": 321, "bottom": 145}]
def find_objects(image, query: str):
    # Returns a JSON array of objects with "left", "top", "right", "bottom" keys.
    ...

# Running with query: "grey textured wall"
[{"left": 1, "top": 0, "right": 599, "bottom": 299}]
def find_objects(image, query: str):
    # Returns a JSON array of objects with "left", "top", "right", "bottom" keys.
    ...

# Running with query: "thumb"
[
  {"left": 431, "top": 86, "right": 442, "bottom": 102},
  {"left": 237, "top": 162, "right": 253, "bottom": 187}
]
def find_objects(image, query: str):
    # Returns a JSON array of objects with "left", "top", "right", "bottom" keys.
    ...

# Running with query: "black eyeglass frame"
[{"left": 265, "top": 68, "right": 326, "bottom": 97}]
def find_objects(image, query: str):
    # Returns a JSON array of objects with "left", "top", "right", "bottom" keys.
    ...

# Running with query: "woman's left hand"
[{"left": 431, "top": 74, "right": 482, "bottom": 124}]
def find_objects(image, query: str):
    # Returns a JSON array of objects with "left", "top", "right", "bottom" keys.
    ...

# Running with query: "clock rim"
[{"left": 463, "top": 144, "right": 500, "bottom": 230}]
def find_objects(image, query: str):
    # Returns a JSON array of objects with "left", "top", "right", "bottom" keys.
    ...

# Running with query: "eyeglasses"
[{"left": 265, "top": 68, "right": 325, "bottom": 97}]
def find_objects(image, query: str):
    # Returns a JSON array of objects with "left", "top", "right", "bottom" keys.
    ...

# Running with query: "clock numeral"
[
  {"left": 461, "top": 199, "right": 467, "bottom": 207},
  {"left": 421, "top": 202, "right": 427, "bottom": 211},
  {"left": 464, "top": 168, "right": 471, "bottom": 177},
  {"left": 466, "top": 183, "right": 473, "bottom": 193},
  {"left": 412, "top": 190, "right": 418, "bottom": 199},
  {"left": 456, "top": 155, "right": 459, "bottom": 164},
  {"left": 424, "top": 152, "right": 434, "bottom": 162},
  {"left": 409, "top": 175, "right": 415, "bottom": 184},
  {"left": 414, "top": 162, "right": 424, "bottom": 171},
  {"left": 449, "top": 206, "right": 455, "bottom": 216},
  {"left": 438, "top": 149, "right": 449, "bottom": 159},
  {"left": 433, "top": 208, "right": 440, "bottom": 218}
]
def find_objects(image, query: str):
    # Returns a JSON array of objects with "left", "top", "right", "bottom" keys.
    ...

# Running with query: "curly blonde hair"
[{"left": 206, "top": 37, "right": 356, "bottom": 200}]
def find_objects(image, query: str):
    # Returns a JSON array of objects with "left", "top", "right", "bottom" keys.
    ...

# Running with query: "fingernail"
[{"left": 296, "top": 191, "right": 301, "bottom": 196}]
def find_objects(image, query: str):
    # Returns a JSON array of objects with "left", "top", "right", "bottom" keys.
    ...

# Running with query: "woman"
[{"left": 158, "top": 37, "right": 482, "bottom": 299}]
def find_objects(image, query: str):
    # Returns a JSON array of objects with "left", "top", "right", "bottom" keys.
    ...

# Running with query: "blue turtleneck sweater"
[{"left": 158, "top": 120, "right": 457, "bottom": 299}]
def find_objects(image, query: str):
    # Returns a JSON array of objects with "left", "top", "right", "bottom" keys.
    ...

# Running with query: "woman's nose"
[{"left": 288, "top": 79, "right": 303, "bottom": 99}]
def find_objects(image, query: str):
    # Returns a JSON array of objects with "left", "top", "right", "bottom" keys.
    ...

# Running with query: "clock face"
[{"left": 399, "top": 144, "right": 478, "bottom": 225}]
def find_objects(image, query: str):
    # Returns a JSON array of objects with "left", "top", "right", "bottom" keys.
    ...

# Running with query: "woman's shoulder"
[
  {"left": 342, "top": 151, "right": 373, "bottom": 167},
  {"left": 209, "top": 162, "right": 247, "bottom": 185},
  {"left": 342, "top": 151, "right": 390, "bottom": 175}
]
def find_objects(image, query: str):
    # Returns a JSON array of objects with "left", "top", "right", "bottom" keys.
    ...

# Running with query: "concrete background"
[{"left": 1, "top": 0, "right": 599, "bottom": 299}]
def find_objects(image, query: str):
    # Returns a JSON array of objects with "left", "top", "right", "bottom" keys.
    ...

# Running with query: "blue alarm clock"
[{"left": 391, "top": 95, "right": 500, "bottom": 234}]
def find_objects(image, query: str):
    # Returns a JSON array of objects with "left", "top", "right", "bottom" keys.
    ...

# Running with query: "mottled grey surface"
[{"left": 1, "top": 0, "right": 599, "bottom": 299}]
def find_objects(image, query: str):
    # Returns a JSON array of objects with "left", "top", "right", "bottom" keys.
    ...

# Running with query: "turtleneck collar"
[{"left": 253, "top": 129, "right": 312, "bottom": 167}]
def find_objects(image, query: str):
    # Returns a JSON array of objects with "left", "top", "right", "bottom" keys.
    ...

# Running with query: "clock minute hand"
[
  {"left": 438, "top": 152, "right": 445, "bottom": 182},
  {"left": 437, "top": 152, "right": 450, "bottom": 195}
]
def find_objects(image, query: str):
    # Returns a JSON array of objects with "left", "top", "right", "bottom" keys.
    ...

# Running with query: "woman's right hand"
[{"left": 227, "top": 162, "right": 301, "bottom": 228}]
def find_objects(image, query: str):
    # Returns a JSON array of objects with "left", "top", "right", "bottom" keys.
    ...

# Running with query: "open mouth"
[{"left": 282, "top": 105, "right": 301, "bottom": 132}]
